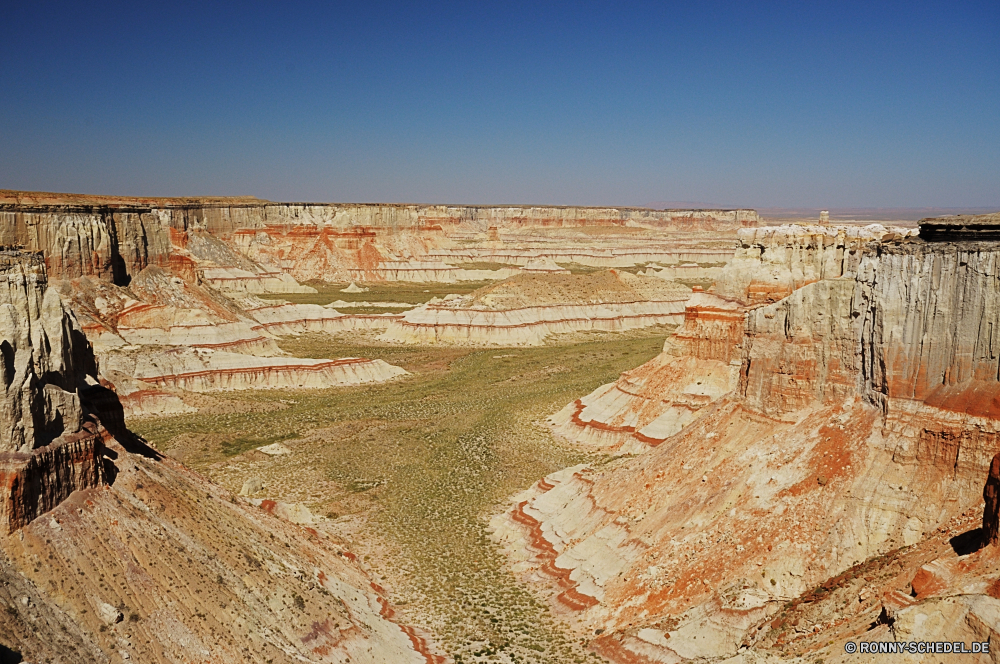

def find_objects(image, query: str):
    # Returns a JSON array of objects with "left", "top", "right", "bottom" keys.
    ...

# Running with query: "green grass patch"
[
  {"left": 556, "top": 262, "right": 643, "bottom": 275},
  {"left": 132, "top": 328, "right": 669, "bottom": 662},
  {"left": 260, "top": 281, "right": 493, "bottom": 306},
  {"left": 221, "top": 431, "right": 301, "bottom": 457}
]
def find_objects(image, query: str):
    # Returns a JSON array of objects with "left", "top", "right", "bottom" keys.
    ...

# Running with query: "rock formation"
[
  {"left": 0, "top": 233, "right": 440, "bottom": 664},
  {"left": 1, "top": 190, "right": 755, "bottom": 285},
  {"left": 1, "top": 190, "right": 757, "bottom": 421},
  {"left": 381, "top": 271, "right": 690, "bottom": 346},
  {"left": 549, "top": 290, "right": 744, "bottom": 451},
  {"left": 103, "top": 349, "right": 406, "bottom": 393},
  {"left": 0, "top": 252, "right": 108, "bottom": 534},
  {"left": 0, "top": 414, "right": 442, "bottom": 664},
  {"left": 493, "top": 218, "right": 1000, "bottom": 661}
]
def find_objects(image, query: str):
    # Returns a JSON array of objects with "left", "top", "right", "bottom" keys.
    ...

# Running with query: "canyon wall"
[
  {"left": 0, "top": 253, "right": 99, "bottom": 452},
  {"left": 0, "top": 202, "right": 442, "bottom": 663},
  {"left": 0, "top": 253, "right": 107, "bottom": 533},
  {"left": 549, "top": 290, "right": 744, "bottom": 451},
  {"left": 496, "top": 222, "right": 1000, "bottom": 661},
  {"left": 0, "top": 192, "right": 756, "bottom": 285}
]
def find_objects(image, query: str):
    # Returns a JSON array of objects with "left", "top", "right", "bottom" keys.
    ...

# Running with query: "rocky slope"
[
  {"left": 380, "top": 271, "right": 690, "bottom": 346},
  {"left": 553, "top": 224, "right": 913, "bottom": 453},
  {"left": 493, "top": 220, "right": 1000, "bottom": 661},
  {"left": 548, "top": 290, "right": 744, "bottom": 452},
  {"left": 0, "top": 251, "right": 441, "bottom": 663}
]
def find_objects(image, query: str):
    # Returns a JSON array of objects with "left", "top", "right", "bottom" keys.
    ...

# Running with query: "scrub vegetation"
[{"left": 132, "top": 327, "right": 671, "bottom": 662}]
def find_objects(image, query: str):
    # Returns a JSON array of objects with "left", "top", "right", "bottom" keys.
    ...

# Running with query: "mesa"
[{"left": 3, "top": 189, "right": 1000, "bottom": 664}]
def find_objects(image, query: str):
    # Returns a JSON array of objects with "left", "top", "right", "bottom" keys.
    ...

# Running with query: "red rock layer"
[
  {"left": 0, "top": 425, "right": 105, "bottom": 533},
  {"left": 740, "top": 279, "right": 858, "bottom": 417},
  {"left": 550, "top": 292, "right": 745, "bottom": 451}
]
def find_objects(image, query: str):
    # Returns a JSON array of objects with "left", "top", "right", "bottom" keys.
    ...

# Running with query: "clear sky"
[{"left": 2, "top": 1, "right": 998, "bottom": 208}]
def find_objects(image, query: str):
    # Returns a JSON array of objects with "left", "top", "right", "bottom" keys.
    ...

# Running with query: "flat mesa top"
[{"left": 919, "top": 212, "right": 1000, "bottom": 241}]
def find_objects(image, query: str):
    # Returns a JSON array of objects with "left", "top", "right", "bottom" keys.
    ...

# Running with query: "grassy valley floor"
[{"left": 130, "top": 328, "right": 670, "bottom": 663}]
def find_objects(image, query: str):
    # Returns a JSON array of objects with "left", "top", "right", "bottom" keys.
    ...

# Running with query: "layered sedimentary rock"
[
  {"left": 640, "top": 262, "right": 723, "bottom": 281},
  {"left": 554, "top": 224, "right": 909, "bottom": 454},
  {"left": 0, "top": 452, "right": 443, "bottom": 663},
  {"left": 49, "top": 259, "right": 407, "bottom": 416},
  {"left": 494, "top": 221, "right": 1000, "bottom": 661},
  {"left": 0, "top": 215, "right": 439, "bottom": 664},
  {"left": 549, "top": 290, "right": 744, "bottom": 452},
  {"left": 381, "top": 271, "right": 690, "bottom": 346},
  {"left": 0, "top": 253, "right": 109, "bottom": 535},
  {"left": 428, "top": 245, "right": 735, "bottom": 271},
  {"left": 714, "top": 223, "right": 914, "bottom": 305},
  {"left": 0, "top": 253, "right": 98, "bottom": 452},
  {"left": 1, "top": 190, "right": 755, "bottom": 286},
  {"left": 919, "top": 211, "right": 1000, "bottom": 241},
  {"left": 91, "top": 266, "right": 278, "bottom": 354},
  {"left": 103, "top": 348, "right": 407, "bottom": 393},
  {"left": 242, "top": 299, "right": 402, "bottom": 336}
]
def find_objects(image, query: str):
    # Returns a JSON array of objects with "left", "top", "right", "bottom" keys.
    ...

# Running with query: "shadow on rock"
[
  {"left": 949, "top": 528, "right": 985, "bottom": 556},
  {"left": 82, "top": 384, "right": 162, "bottom": 462},
  {"left": 0, "top": 643, "right": 22, "bottom": 663}
]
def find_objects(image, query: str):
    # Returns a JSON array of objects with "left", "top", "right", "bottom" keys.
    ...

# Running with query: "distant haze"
[
  {"left": 2, "top": 1, "right": 998, "bottom": 209},
  {"left": 648, "top": 204, "right": 999, "bottom": 222}
]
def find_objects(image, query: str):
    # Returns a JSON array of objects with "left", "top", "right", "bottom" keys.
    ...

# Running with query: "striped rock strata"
[
  {"left": 348, "top": 260, "right": 520, "bottom": 283},
  {"left": 0, "top": 253, "right": 106, "bottom": 535},
  {"left": 714, "top": 223, "right": 916, "bottom": 306},
  {"left": 381, "top": 271, "right": 690, "bottom": 346},
  {"left": 552, "top": 224, "right": 911, "bottom": 453},
  {"left": 493, "top": 222, "right": 1000, "bottom": 662},
  {"left": 549, "top": 290, "right": 744, "bottom": 452},
  {"left": 427, "top": 244, "right": 735, "bottom": 271},
  {"left": 103, "top": 348, "right": 406, "bottom": 394},
  {"left": 0, "top": 244, "right": 439, "bottom": 664},
  {"left": 55, "top": 267, "right": 407, "bottom": 418},
  {"left": 0, "top": 253, "right": 98, "bottom": 452},
  {"left": 1, "top": 190, "right": 753, "bottom": 285},
  {"left": 242, "top": 300, "right": 402, "bottom": 336}
]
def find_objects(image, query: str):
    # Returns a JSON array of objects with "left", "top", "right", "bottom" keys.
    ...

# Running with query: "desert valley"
[{"left": 0, "top": 189, "right": 998, "bottom": 663}]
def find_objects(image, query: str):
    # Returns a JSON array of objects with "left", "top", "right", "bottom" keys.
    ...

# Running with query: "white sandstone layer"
[
  {"left": 101, "top": 348, "right": 407, "bottom": 392},
  {"left": 199, "top": 267, "right": 317, "bottom": 294},
  {"left": 245, "top": 302, "right": 402, "bottom": 335},
  {"left": 381, "top": 271, "right": 690, "bottom": 346},
  {"left": 381, "top": 301, "right": 684, "bottom": 346}
]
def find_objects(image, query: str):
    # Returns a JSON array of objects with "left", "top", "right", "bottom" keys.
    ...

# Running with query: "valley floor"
[{"left": 131, "top": 327, "right": 673, "bottom": 663}]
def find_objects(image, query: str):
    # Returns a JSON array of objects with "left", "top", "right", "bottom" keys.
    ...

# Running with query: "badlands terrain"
[{"left": 1, "top": 189, "right": 1000, "bottom": 663}]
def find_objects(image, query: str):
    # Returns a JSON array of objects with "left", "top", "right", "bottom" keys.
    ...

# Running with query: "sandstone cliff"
[
  {"left": 1, "top": 190, "right": 755, "bottom": 286},
  {"left": 549, "top": 290, "right": 744, "bottom": 452},
  {"left": 0, "top": 253, "right": 98, "bottom": 452},
  {"left": 494, "top": 221, "right": 1000, "bottom": 661},
  {"left": 0, "top": 247, "right": 439, "bottom": 664}
]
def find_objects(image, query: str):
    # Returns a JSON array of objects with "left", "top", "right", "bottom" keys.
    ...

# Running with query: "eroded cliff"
[
  {"left": 494, "top": 221, "right": 1000, "bottom": 661},
  {"left": 0, "top": 247, "right": 440, "bottom": 664}
]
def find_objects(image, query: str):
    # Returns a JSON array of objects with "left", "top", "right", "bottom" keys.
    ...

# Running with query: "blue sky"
[{"left": 2, "top": 1, "right": 998, "bottom": 207}]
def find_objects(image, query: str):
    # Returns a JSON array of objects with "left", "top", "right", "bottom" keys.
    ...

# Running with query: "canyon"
[{"left": 2, "top": 189, "right": 1000, "bottom": 663}]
